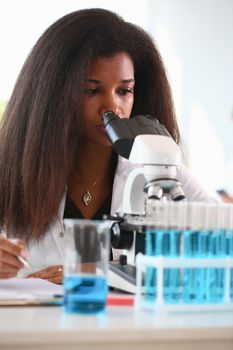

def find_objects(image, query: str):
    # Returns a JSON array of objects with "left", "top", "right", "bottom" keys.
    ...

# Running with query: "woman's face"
[{"left": 82, "top": 51, "right": 135, "bottom": 147}]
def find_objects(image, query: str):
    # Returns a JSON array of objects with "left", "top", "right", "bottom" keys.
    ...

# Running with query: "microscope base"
[{"left": 108, "top": 262, "right": 137, "bottom": 294}]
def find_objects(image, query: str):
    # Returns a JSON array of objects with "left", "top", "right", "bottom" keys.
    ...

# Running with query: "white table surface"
[{"left": 0, "top": 305, "right": 233, "bottom": 350}]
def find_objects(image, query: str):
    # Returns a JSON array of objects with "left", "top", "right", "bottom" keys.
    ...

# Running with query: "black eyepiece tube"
[
  {"left": 101, "top": 111, "right": 172, "bottom": 159},
  {"left": 102, "top": 111, "right": 120, "bottom": 127}
]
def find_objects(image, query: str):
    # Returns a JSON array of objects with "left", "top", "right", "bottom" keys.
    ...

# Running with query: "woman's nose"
[{"left": 98, "top": 95, "right": 121, "bottom": 117}]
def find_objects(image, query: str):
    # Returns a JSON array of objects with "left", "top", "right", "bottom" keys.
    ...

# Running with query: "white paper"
[{"left": 0, "top": 278, "right": 63, "bottom": 300}]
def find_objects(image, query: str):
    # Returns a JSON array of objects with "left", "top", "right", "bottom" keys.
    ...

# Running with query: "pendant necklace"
[{"left": 74, "top": 173, "right": 101, "bottom": 207}]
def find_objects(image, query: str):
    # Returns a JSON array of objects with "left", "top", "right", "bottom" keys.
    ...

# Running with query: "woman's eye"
[
  {"left": 84, "top": 88, "right": 100, "bottom": 95},
  {"left": 118, "top": 88, "right": 134, "bottom": 96}
]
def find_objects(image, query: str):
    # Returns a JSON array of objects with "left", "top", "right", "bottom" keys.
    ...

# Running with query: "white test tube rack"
[{"left": 135, "top": 253, "right": 233, "bottom": 313}]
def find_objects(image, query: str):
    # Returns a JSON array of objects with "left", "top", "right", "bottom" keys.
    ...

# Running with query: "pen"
[
  {"left": 8, "top": 238, "right": 31, "bottom": 268},
  {"left": 17, "top": 255, "right": 31, "bottom": 268}
]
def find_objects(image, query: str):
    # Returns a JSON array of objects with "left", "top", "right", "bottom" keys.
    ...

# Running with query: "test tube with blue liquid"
[
  {"left": 146, "top": 201, "right": 186, "bottom": 304},
  {"left": 167, "top": 201, "right": 187, "bottom": 304},
  {"left": 197, "top": 203, "right": 214, "bottom": 303},
  {"left": 183, "top": 202, "right": 203, "bottom": 303},
  {"left": 155, "top": 201, "right": 183, "bottom": 303},
  {"left": 145, "top": 201, "right": 169, "bottom": 303},
  {"left": 225, "top": 204, "right": 233, "bottom": 302},
  {"left": 145, "top": 201, "right": 233, "bottom": 308},
  {"left": 145, "top": 227, "right": 157, "bottom": 302},
  {"left": 157, "top": 202, "right": 171, "bottom": 302},
  {"left": 208, "top": 204, "right": 226, "bottom": 303}
]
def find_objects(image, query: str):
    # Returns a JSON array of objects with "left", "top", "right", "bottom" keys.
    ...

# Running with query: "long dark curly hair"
[{"left": 0, "top": 8, "right": 179, "bottom": 240}]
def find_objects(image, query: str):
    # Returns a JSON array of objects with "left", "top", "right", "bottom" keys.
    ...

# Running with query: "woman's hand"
[
  {"left": 0, "top": 238, "right": 28, "bottom": 279},
  {"left": 27, "top": 265, "right": 63, "bottom": 284}
]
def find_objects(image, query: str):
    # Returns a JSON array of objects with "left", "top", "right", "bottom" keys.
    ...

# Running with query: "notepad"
[{"left": 0, "top": 278, "right": 63, "bottom": 305}]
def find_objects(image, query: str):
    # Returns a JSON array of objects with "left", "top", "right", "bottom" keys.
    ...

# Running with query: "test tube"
[
  {"left": 225, "top": 204, "right": 233, "bottom": 302},
  {"left": 166, "top": 201, "right": 187, "bottom": 304},
  {"left": 183, "top": 202, "right": 202, "bottom": 303},
  {"left": 145, "top": 201, "right": 169, "bottom": 303},
  {"left": 208, "top": 204, "right": 226, "bottom": 303},
  {"left": 198, "top": 203, "right": 213, "bottom": 303}
]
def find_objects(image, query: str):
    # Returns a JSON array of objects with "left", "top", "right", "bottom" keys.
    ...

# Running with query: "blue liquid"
[
  {"left": 226, "top": 229, "right": 233, "bottom": 302},
  {"left": 145, "top": 227, "right": 232, "bottom": 305},
  {"left": 145, "top": 230, "right": 158, "bottom": 302},
  {"left": 231, "top": 269, "right": 233, "bottom": 303},
  {"left": 208, "top": 229, "right": 226, "bottom": 303},
  {"left": 157, "top": 230, "right": 170, "bottom": 302},
  {"left": 197, "top": 230, "right": 210, "bottom": 303},
  {"left": 145, "top": 229, "right": 182, "bottom": 304},
  {"left": 63, "top": 275, "right": 108, "bottom": 314},
  {"left": 183, "top": 230, "right": 199, "bottom": 303},
  {"left": 169, "top": 230, "right": 182, "bottom": 303}
]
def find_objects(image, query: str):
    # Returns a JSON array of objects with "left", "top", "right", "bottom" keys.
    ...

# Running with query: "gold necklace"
[{"left": 74, "top": 173, "right": 101, "bottom": 207}]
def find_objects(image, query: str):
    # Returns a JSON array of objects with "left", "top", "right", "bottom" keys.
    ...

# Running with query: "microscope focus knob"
[
  {"left": 110, "top": 222, "right": 134, "bottom": 249},
  {"left": 119, "top": 254, "right": 127, "bottom": 266}
]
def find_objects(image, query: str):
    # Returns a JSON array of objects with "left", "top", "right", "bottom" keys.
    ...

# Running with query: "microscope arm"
[{"left": 121, "top": 168, "right": 146, "bottom": 215}]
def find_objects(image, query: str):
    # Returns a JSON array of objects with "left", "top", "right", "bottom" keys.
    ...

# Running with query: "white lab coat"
[{"left": 18, "top": 156, "right": 218, "bottom": 277}]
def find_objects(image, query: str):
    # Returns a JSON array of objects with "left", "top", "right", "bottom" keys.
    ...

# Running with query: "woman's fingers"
[
  {"left": 0, "top": 239, "right": 25, "bottom": 268},
  {"left": 0, "top": 250, "right": 24, "bottom": 269},
  {"left": 0, "top": 269, "right": 20, "bottom": 279},
  {"left": 47, "top": 276, "right": 63, "bottom": 284},
  {"left": 0, "top": 238, "right": 29, "bottom": 278},
  {"left": 28, "top": 265, "right": 63, "bottom": 277},
  {"left": 0, "top": 238, "right": 28, "bottom": 259},
  {"left": 27, "top": 265, "right": 63, "bottom": 284},
  {"left": 7, "top": 239, "right": 29, "bottom": 258},
  {"left": 0, "top": 238, "right": 22, "bottom": 255}
]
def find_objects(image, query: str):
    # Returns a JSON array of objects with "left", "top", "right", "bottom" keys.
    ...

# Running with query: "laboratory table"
[{"left": 0, "top": 305, "right": 233, "bottom": 350}]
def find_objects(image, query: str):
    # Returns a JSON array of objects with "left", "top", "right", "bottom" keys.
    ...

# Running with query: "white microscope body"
[
  {"left": 102, "top": 112, "right": 185, "bottom": 292},
  {"left": 122, "top": 134, "right": 183, "bottom": 216},
  {"left": 120, "top": 134, "right": 183, "bottom": 267}
]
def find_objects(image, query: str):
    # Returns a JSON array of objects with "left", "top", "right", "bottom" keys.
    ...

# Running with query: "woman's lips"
[{"left": 96, "top": 125, "right": 106, "bottom": 132}]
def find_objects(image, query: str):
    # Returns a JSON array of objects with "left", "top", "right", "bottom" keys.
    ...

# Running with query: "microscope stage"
[{"left": 108, "top": 262, "right": 138, "bottom": 294}]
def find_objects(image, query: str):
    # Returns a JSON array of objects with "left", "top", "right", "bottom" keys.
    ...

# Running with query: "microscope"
[{"left": 102, "top": 111, "right": 185, "bottom": 293}]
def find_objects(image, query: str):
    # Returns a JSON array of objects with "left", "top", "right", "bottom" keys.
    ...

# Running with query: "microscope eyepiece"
[{"left": 102, "top": 111, "right": 120, "bottom": 127}]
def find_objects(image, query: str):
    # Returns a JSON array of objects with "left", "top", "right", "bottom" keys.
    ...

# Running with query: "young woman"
[{"left": 0, "top": 8, "right": 217, "bottom": 283}]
